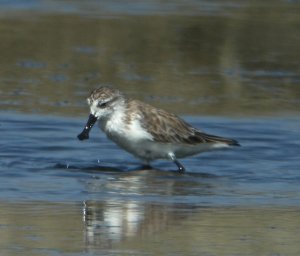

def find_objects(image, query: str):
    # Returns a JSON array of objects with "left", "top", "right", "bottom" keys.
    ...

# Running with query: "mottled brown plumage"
[
  {"left": 89, "top": 87, "right": 122, "bottom": 102},
  {"left": 125, "top": 99, "right": 239, "bottom": 146}
]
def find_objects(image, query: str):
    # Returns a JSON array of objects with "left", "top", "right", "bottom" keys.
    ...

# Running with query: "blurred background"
[{"left": 1, "top": 0, "right": 300, "bottom": 116}]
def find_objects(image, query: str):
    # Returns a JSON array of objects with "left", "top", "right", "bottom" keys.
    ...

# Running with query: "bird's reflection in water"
[
  {"left": 83, "top": 167, "right": 219, "bottom": 197},
  {"left": 82, "top": 169, "right": 219, "bottom": 249},
  {"left": 83, "top": 200, "right": 144, "bottom": 247},
  {"left": 83, "top": 199, "right": 192, "bottom": 249}
]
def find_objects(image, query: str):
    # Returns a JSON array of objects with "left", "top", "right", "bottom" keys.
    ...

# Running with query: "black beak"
[{"left": 77, "top": 114, "right": 98, "bottom": 141}]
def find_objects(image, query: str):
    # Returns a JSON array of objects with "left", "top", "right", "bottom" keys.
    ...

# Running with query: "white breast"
[{"left": 100, "top": 110, "right": 153, "bottom": 153}]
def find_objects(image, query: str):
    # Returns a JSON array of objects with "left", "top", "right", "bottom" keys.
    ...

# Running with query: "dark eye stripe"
[
  {"left": 97, "top": 96, "right": 120, "bottom": 109},
  {"left": 98, "top": 101, "right": 108, "bottom": 108}
]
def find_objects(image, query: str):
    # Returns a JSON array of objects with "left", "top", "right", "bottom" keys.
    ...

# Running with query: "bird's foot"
[{"left": 174, "top": 159, "right": 186, "bottom": 174}]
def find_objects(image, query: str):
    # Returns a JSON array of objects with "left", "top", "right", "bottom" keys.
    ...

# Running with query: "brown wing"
[{"left": 130, "top": 100, "right": 239, "bottom": 146}]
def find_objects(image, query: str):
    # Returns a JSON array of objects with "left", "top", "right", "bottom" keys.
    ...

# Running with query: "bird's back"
[{"left": 125, "top": 99, "right": 239, "bottom": 147}]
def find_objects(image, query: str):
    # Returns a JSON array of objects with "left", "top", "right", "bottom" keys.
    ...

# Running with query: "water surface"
[
  {"left": 1, "top": 1, "right": 300, "bottom": 255},
  {"left": 1, "top": 112, "right": 300, "bottom": 255},
  {"left": 1, "top": 112, "right": 299, "bottom": 206}
]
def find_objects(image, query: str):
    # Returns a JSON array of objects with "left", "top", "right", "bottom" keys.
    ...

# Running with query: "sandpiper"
[{"left": 78, "top": 87, "right": 240, "bottom": 173}]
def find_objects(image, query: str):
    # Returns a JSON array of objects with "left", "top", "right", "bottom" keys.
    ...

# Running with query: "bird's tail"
[{"left": 194, "top": 131, "right": 240, "bottom": 146}]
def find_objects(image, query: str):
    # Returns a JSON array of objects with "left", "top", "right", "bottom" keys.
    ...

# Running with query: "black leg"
[
  {"left": 173, "top": 159, "right": 186, "bottom": 174},
  {"left": 168, "top": 153, "right": 186, "bottom": 173}
]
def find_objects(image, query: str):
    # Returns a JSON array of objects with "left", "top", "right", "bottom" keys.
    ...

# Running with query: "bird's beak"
[{"left": 77, "top": 114, "right": 98, "bottom": 140}]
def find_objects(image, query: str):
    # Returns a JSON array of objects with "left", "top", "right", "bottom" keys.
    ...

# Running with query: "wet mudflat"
[
  {"left": 1, "top": 1, "right": 300, "bottom": 255},
  {"left": 1, "top": 202, "right": 300, "bottom": 256}
]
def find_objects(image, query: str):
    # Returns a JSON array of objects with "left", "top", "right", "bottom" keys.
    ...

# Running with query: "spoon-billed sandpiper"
[{"left": 78, "top": 87, "right": 240, "bottom": 173}]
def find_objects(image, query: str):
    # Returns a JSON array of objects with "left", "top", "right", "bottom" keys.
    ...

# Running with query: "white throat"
[
  {"left": 100, "top": 103, "right": 126, "bottom": 133},
  {"left": 99, "top": 102, "right": 153, "bottom": 150}
]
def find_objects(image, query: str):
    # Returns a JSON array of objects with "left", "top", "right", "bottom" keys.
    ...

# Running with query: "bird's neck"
[{"left": 100, "top": 103, "right": 126, "bottom": 134}]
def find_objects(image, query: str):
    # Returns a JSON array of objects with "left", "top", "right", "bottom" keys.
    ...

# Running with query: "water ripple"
[{"left": 0, "top": 112, "right": 299, "bottom": 206}]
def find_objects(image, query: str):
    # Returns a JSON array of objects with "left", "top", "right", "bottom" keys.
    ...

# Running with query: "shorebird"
[{"left": 78, "top": 87, "right": 240, "bottom": 173}]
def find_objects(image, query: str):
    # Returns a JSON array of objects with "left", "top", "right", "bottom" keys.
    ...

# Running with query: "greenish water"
[
  {"left": 1, "top": 202, "right": 300, "bottom": 256},
  {"left": 1, "top": 1, "right": 300, "bottom": 255},
  {"left": 1, "top": 1, "right": 300, "bottom": 116}
]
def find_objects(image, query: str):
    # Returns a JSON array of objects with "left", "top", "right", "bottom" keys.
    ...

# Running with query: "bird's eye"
[{"left": 97, "top": 102, "right": 108, "bottom": 108}]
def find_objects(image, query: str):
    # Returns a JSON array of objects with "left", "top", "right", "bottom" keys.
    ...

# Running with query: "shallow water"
[
  {"left": 1, "top": 112, "right": 300, "bottom": 206},
  {"left": 1, "top": 202, "right": 300, "bottom": 256},
  {"left": 1, "top": 0, "right": 300, "bottom": 255},
  {"left": 1, "top": 112, "right": 300, "bottom": 255}
]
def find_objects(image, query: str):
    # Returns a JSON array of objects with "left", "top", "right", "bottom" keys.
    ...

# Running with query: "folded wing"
[{"left": 137, "top": 102, "right": 239, "bottom": 146}]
